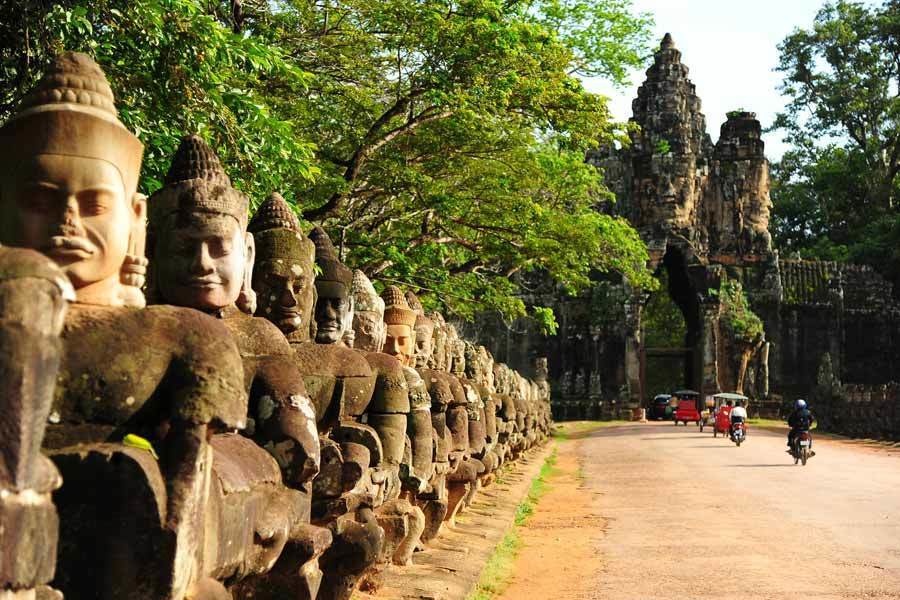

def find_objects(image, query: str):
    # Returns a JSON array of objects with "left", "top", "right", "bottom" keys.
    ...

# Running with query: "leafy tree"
[
  {"left": 773, "top": 0, "right": 900, "bottom": 211},
  {"left": 260, "top": 0, "right": 656, "bottom": 327},
  {"left": 0, "top": 0, "right": 656, "bottom": 330},
  {"left": 771, "top": 0, "right": 900, "bottom": 287}
]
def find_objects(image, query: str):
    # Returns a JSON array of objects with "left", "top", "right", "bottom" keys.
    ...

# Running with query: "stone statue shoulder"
[
  {"left": 417, "top": 369, "right": 454, "bottom": 411},
  {"left": 290, "top": 341, "right": 376, "bottom": 420},
  {"left": 360, "top": 351, "right": 411, "bottom": 414},
  {"left": 49, "top": 303, "right": 247, "bottom": 448},
  {"left": 221, "top": 306, "right": 294, "bottom": 359}
]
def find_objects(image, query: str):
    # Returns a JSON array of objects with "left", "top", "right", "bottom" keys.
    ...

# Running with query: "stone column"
[
  {"left": 623, "top": 295, "right": 643, "bottom": 405},
  {"left": 699, "top": 301, "right": 720, "bottom": 398}
]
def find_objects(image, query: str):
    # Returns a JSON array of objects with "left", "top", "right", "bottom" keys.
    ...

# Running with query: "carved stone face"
[
  {"left": 353, "top": 309, "right": 386, "bottom": 352},
  {"left": 414, "top": 318, "right": 435, "bottom": 369},
  {"left": 314, "top": 282, "right": 351, "bottom": 344},
  {"left": 1, "top": 154, "right": 143, "bottom": 303},
  {"left": 384, "top": 323, "right": 414, "bottom": 366},
  {"left": 253, "top": 257, "right": 315, "bottom": 337},
  {"left": 154, "top": 212, "right": 251, "bottom": 312}
]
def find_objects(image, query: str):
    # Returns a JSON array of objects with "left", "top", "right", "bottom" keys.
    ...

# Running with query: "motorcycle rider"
[
  {"left": 787, "top": 399, "right": 815, "bottom": 451},
  {"left": 729, "top": 399, "right": 747, "bottom": 439}
]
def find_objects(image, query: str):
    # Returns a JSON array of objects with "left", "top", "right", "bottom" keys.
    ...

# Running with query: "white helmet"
[{"left": 795, "top": 399, "right": 807, "bottom": 409}]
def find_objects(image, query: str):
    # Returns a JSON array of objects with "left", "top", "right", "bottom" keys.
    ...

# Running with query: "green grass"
[
  {"left": 749, "top": 417, "right": 819, "bottom": 431},
  {"left": 466, "top": 529, "right": 522, "bottom": 600},
  {"left": 467, "top": 446, "right": 558, "bottom": 600}
]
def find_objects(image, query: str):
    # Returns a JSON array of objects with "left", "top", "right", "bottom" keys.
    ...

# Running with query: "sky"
[{"left": 583, "top": 0, "right": 881, "bottom": 161}]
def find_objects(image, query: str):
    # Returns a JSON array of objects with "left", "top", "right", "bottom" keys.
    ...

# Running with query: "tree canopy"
[
  {"left": 0, "top": 0, "right": 656, "bottom": 332},
  {"left": 771, "top": 0, "right": 900, "bottom": 285}
]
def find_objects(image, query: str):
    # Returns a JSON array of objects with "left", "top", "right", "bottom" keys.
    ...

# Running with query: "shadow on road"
[
  {"left": 728, "top": 464, "right": 797, "bottom": 468},
  {"left": 640, "top": 435, "right": 708, "bottom": 441}
]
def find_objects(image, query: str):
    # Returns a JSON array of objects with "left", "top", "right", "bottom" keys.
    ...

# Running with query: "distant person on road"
[
  {"left": 729, "top": 399, "right": 747, "bottom": 437},
  {"left": 787, "top": 399, "right": 815, "bottom": 449}
]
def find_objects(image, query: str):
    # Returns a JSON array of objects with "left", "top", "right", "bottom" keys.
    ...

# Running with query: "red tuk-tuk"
[
  {"left": 712, "top": 392, "right": 748, "bottom": 438},
  {"left": 672, "top": 390, "right": 701, "bottom": 426}
]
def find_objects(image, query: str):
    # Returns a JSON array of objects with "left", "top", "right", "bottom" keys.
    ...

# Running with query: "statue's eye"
[{"left": 77, "top": 189, "right": 113, "bottom": 216}]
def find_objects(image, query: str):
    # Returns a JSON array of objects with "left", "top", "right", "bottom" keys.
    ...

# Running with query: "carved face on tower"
[
  {"left": 381, "top": 285, "right": 417, "bottom": 366},
  {"left": 0, "top": 52, "right": 145, "bottom": 307},
  {"left": 351, "top": 269, "right": 386, "bottom": 352},
  {"left": 149, "top": 136, "right": 254, "bottom": 313},
  {"left": 248, "top": 193, "right": 316, "bottom": 339},
  {"left": 308, "top": 226, "right": 353, "bottom": 345}
]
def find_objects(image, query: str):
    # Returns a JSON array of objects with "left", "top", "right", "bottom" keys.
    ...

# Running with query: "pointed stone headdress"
[
  {"left": 148, "top": 135, "right": 249, "bottom": 228},
  {"left": 382, "top": 285, "right": 417, "bottom": 327},
  {"left": 352, "top": 269, "right": 384, "bottom": 315},
  {"left": 406, "top": 289, "right": 434, "bottom": 332},
  {"left": 309, "top": 226, "right": 352, "bottom": 287},
  {"left": 0, "top": 52, "right": 144, "bottom": 198},
  {"left": 248, "top": 192, "right": 314, "bottom": 265}
]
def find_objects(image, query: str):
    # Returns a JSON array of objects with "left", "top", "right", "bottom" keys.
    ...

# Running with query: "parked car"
[{"left": 648, "top": 394, "right": 673, "bottom": 420}]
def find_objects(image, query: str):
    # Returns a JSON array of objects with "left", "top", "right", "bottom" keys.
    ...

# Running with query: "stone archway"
[{"left": 639, "top": 245, "right": 703, "bottom": 400}]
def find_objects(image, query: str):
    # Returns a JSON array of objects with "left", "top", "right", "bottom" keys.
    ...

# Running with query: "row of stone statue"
[{"left": 0, "top": 52, "right": 552, "bottom": 600}]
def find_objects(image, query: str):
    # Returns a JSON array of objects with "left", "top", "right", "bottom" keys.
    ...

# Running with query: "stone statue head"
[
  {"left": 446, "top": 323, "right": 466, "bottom": 375},
  {"left": 428, "top": 312, "right": 448, "bottom": 370},
  {"left": 308, "top": 226, "right": 353, "bottom": 345},
  {"left": 381, "top": 285, "right": 417, "bottom": 366},
  {"left": 148, "top": 135, "right": 254, "bottom": 314},
  {"left": 351, "top": 269, "right": 385, "bottom": 352},
  {"left": 248, "top": 192, "right": 316, "bottom": 340},
  {"left": 478, "top": 346, "right": 495, "bottom": 392},
  {"left": 405, "top": 290, "right": 434, "bottom": 368},
  {"left": 0, "top": 52, "right": 146, "bottom": 307}
]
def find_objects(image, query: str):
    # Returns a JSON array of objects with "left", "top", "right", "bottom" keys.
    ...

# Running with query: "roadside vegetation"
[
  {"left": 468, "top": 448, "right": 558, "bottom": 600},
  {"left": 771, "top": 1, "right": 900, "bottom": 286}
]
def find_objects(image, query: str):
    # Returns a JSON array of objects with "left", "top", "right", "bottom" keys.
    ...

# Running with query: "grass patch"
[
  {"left": 466, "top": 529, "right": 521, "bottom": 600},
  {"left": 467, "top": 446, "right": 558, "bottom": 599},
  {"left": 749, "top": 417, "right": 819, "bottom": 431}
]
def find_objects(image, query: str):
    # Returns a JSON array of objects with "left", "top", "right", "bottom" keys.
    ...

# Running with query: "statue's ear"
[
  {"left": 118, "top": 193, "right": 149, "bottom": 308},
  {"left": 236, "top": 231, "right": 257, "bottom": 315}
]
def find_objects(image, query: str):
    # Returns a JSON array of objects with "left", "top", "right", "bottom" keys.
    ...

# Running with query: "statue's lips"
[
  {"left": 44, "top": 236, "right": 95, "bottom": 258},
  {"left": 183, "top": 278, "right": 222, "bottom": 289},
  {"left": 317, "top": 321, "right": 340, "bottom": 332}
]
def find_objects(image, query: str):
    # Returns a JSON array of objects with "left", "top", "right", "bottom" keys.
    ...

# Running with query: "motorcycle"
[
  {"left": 730, "top": 420, "right": 746, "bottom": 446},
  {"left": 789, "top": 429, "right": 814, "bottom": 466}
]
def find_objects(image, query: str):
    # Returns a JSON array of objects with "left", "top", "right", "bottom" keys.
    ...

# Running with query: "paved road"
[{"left": 575, "top": 422, "right": 900, "bottom": 599}]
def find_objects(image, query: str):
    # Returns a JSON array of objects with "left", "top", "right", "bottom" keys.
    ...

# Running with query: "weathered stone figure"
[
  {"left": 0, "top": 248, "right": 71, "bottom": 600},
  {"left": 248, "top": 198, "right": 383, "bottom": 600},
  {"left": 380, "top": 286, "right": 449, "bottom": 541},
  {"left": 148, "top": 143, "right": 326, "bottom": 599},
  {"left": 0, "top": 52, "right": 248, "bottom": 600},
  {"left": 335, "top": 273, "right": 424, "bottom": 583}
]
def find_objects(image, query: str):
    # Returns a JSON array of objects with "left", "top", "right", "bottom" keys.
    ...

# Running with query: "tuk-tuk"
[
  {"left": 710, "top": 392, "right": 748, "bottom": 438},
  {"left": 672, "top": 390, "right": 701, "bottom": 426},
  {"left": 648, "top": 394, "right": 673, "bottom": 420}
]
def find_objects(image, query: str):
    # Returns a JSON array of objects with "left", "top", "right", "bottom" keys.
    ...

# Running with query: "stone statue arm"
[{"left": 250, "top": 354, "right": 321, "bottom": 490}]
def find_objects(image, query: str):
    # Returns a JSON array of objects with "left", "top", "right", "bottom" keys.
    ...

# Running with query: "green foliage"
[
  {"left": 771, "top": 1, "right": 900, "bottom": 284},
  {"left": 0, "top": 0, "right": 656, "bottom": 327},
  {"left": 0, "top": 0, "right": 316, "bottom": 200},
  {"left": 726, "top": 108, "right": 747, "bottom": 119},
  {"left": 653, "top": 139, "right": 671, "bottom": 155},
  {"left": 718, "top": 279, "right": 763, "bottom": 344},
  {"left": 642, "top": 270, "right": 686, "bottom": 348}
]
